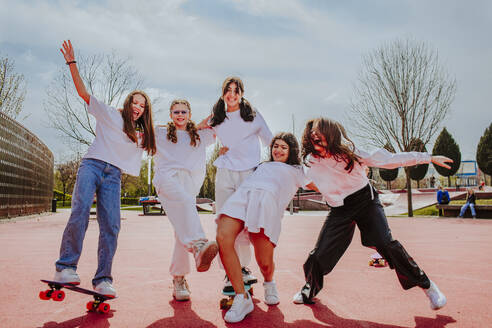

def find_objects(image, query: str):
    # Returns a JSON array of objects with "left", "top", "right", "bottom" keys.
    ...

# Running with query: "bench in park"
[{"left": 436, "top": 204, "right": 492, "bottom": 219}]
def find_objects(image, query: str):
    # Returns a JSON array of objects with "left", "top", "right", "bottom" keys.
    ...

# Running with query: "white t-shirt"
[
  {"left": 83, "top": 95, "right": 144, "bottom": 176},
  {"left": 239, "top": 161, "right": 309, "bottom": 211},
  {"left": 212, "top": 109, "right": 273, "bottom": 171},
  {"left": 305, "top": 148, "right": 432, "bottom": 207},
  {"left": 154, "top": 126, "right": 215, "bottom": 182}
]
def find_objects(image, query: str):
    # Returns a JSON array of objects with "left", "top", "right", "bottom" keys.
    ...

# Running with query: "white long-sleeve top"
[
  {"left": 154, "top": 127, "right": 215, "bottom": 183},
  {"left": 305, "top": 148, "right": 431, "bottom": 207},
  {"left": 83, "top": 95, "right": 144, "bottom": 176},
  {"left": 212, "top": 109, "right": 273, "bottom": 171}
]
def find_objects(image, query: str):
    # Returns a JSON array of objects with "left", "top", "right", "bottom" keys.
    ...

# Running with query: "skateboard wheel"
[
  {"left": 249, "top": 287, "right": 254, "bottom": 296},
  {"left": 39, "top": 290, "right": 50, "bottom": 300},
  {"left": 52, "top": 290, "right": 65, "bottom": 301},
  {"left": 98, "top": 302, "right": 110, "bottom": 314},
  {"left": 369, "top": 260, "right": 374, "bottom": 266},
  {"left": 87, "top": 301, "right": 95, "bottom": 311}
]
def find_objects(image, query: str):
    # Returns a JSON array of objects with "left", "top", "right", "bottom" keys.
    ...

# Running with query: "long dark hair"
[
  {"left": 209, "top": 76, "right": 255, "bottom": 127},
  {"left": 121, "top": 90, "right": 156, "bottom": 155},
  {"left": 166, "top": 99, "right": 201, "bottom": 147},
  {"left": 301, "top": 118, "right": 361, "bottom": 172},
  {"left": 269, "top": 132, "right": 301, "bottom": 166}
]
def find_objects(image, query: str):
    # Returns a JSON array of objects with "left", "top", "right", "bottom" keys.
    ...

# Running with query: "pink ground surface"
[{"left": 1, "top": 210, "right": 491, "bottom": 327}]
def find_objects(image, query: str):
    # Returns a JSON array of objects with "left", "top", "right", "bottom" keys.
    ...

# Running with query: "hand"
[
  {"left": 431, "top": 155, "right": 453, "bottom": 169},
  {"left": 196, "top": 115, "right": 211, "bottom": 130},
  {"left": 219, "top": 147, "right": 229, "bottom": 156},
  {"left": 60, "top": 40, "right": 75, "bottom": 63}
]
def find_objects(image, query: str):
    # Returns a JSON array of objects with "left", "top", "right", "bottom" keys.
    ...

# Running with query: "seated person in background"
[
  {"left": 437, "top": 186, "right": 450, "bottom": 216},
  {"left": 458, "top": 188, "right": 476, "bottom": 219}
]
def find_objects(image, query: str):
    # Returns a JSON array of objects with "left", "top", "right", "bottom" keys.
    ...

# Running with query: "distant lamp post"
[{"left": 147, "top": 155, "right": 152, "bottom": 196}]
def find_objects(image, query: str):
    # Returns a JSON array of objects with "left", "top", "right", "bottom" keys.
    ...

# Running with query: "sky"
[{"left": 1, "top": 0, "right": 491, "bottom": 163}]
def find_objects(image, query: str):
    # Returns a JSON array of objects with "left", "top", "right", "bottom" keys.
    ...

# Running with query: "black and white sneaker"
[
  {"left": 242, "top": 267, "right": 258, "bottom": 285},
  {"left": 292, "top": 283, "right": 314, "bottom": 304}
]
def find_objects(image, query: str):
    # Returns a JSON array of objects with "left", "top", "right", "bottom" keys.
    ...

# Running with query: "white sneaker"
[
  {"left": 242, "top": 267, "right": 258, "bottom": 285},
  {"left": 263, "top": 281, "right": 279, "bottom": 305},
  {"left": 94, "top": 280, "right": 116, "bottom": 297},
  {"left": 192, "top": 240, "right": 218, "bottom": 272},
  {"left": 292, "top": 284, "right": 313, "bottom": 304},
  {"left": 423, "top": 280, "right": 447, "bottom": 310},
  {"left": 173, "top": 276, "right": 191, "bottom": 301},
  {"left": 53, "top": 268, "right": 80, "bottom": 285},
  {"left": 224, "top": 293, "right": 254, "bottom": 323}
]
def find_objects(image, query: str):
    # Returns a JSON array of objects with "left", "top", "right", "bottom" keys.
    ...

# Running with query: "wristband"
[{"left": 66, "top": 61, "right": 77, "bottom": 65}]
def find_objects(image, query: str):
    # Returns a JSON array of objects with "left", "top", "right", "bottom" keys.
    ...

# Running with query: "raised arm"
[
  {"left": 60, "top": 40, "right": 90, "bottom": 105},
  {"left": 358, "top": 148, "right": 452, "bottom": 170}
]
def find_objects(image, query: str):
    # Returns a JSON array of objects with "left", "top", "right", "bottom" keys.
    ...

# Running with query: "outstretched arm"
[
  {"left": 60, "top": 40, "right": 90, "bottom": 105},
  {"left": 358, "top": 148, "right": 452, "bottom": 170}
]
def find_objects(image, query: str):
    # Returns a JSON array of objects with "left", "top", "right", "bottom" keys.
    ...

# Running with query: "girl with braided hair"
[{"left": 153, "top": 99, "right": 217, "bottom": 301}]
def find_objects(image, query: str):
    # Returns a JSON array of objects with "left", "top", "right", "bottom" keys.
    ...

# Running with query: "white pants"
[
  {"left": 215, "top": 167, "right": 254, "bottom": 268},
  {"left": 153, "top": 169, "right": 206, "bottom": 276}
]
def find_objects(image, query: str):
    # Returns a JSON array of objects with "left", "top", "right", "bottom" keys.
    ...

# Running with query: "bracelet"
[{"left": 66, "top": 60, "right": 77, "bottom": 65}]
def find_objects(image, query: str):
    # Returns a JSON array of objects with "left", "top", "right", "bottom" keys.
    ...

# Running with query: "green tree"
[
  {"left": 476, "top": 122, "right": 492, "bottom": 184},
  {"left": 378, "top": 143, "right": 399, "bottom": 189},
  {"left": 409, "top": 138, "right": 429, "bottom": 188},
  {"left": 432, "top": 127, "right": 461, "bottom": 187}
]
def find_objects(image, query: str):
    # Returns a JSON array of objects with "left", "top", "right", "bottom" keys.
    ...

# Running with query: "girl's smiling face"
[
  {"left": 170, "top": 103, "right": 190, "bottom": 130},
  {"left": 223, "top": 82, "right": 242, "bottom": 110},
  {"left": 272, "top": 138, "right": 290, "bottom": 163},
  {"left": 131, "top": 93, "right": 146, "bottom": 121}
]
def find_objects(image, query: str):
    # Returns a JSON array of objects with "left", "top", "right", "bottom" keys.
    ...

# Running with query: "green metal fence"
[{"left": 0, "top": 112, "right": 54, "bottom": 218}]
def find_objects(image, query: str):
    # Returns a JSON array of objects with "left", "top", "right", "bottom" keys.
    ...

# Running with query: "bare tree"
[
  {"left": 44, "top": 51, "right": 144, "bottom": 147},
  {"left": 56, "top": 156, "right": 81, "bottom": 206},
  {"left": 0, "top": 54, "right": 27, "bottom": 119},
  {"left": 350, "top": 38, "right": 456, "bottom": 216}
]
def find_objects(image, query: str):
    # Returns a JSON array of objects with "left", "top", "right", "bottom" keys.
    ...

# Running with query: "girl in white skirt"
[
  {"left": 153, "top": 99, "right": 218, "bottom": 301},
  {"left": 198, "top": 77, "right": 273, "bottom": 292},
  {"left": 292, "top": 118, "right": 451, "bottom": 312},
  {"left": 216, "top": 132, "right": 317, "bottom": 323}
]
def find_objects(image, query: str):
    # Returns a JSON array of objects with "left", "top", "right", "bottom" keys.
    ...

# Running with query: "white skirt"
[{"left": 219, "top": 188, "right": 283, "bottom": 246}]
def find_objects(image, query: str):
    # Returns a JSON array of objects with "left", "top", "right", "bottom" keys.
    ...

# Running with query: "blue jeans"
[
  {"left": 459, "top": 202, "right": 476, "bottom": 217},
  {"left": 55, "top": 158, "right": 122, "bottom": 286}
]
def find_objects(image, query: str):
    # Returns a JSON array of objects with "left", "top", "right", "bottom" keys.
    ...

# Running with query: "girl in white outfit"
[
  {"left": 153, "top": 99, "right": 218, "bottom": 301},
  {"left": 216, "top": 133, "right": 317, "bottom": 323},
  {"left": 292, "top": 118, "right": 451, "bottom": 312},
  {"left": 198, "top": 77, "right": 273, "bottom": 292}
]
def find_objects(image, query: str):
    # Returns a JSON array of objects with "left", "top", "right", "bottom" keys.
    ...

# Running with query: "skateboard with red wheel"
[
  {"left": 369, "top": 253, "right": 387, "bottom": 267},
  {"left": 220, "top": 283, "right": 254, "bottom": 310},
  {"left": 39, "top": 280, "right": 115, "bottom": 313}
]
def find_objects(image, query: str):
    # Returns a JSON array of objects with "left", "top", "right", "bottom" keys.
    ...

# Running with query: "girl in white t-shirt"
[
  {"left": 198, "top": 76, "right": 273, "bottom": 293},
  {"left": 292, "top": 117, "right": 452, "bottom": 312},
  {"left": 216, "top": 132, "right": 316, "bottom": 323},
  {"left": 153, "top": 99, "right": 218, "bottom": 301},
  {"left": 53, "top": 40, "right": 156, "bottom": 298}
]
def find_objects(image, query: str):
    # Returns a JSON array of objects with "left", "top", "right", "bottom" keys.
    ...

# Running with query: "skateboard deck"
[
  {"left": 40, "top": 279, "right": 115, "bottom": 313},
  {"left": 369, "top": 253, "right": 387, "bottom": 267},
  {"left": 220, "top": 283, "right": 253, "bottom": 310}
]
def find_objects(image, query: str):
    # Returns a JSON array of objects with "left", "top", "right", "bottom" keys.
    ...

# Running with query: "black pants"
[{"left": 303, "top": 184, "right": 430, "bottom": 300}]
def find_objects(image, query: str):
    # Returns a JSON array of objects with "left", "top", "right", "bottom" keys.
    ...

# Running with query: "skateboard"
[
  {"left": 369, "top": 253, "right": 387, "bottom": 267},
  {"left": 39, "top": 280, "right": 115, "bottom": 313},
  {"left": 220, "top": 283, "right": 254, "bottom": 310}
]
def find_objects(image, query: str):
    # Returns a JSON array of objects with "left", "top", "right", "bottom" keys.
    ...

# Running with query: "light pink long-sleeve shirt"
[{"left": 305, "top": 148, "right": 431, "bottom": 207}]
